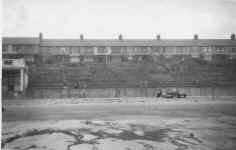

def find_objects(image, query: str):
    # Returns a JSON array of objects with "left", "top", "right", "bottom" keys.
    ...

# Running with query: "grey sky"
[{"left": 2, "top": 0, "right": 236, "bottom": 38}]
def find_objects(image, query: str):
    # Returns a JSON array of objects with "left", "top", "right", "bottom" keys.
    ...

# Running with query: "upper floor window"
[
  {"left": 49, "top": 47, "right": 57, "bottom": 52},
  {"left": 201, "top": 47, "right": 212, "bottom": 53},
  {"left": 80, "top": 46, "right": 94, "bottom": 54},
  {"left": 134, "top": 47, "right": 140, "bottom": 53},
  {"left": 70, "top": 47, "right": 80, "bottom": 54},
  {"left": 165, "top": 47, "right": 176, "bottom": 53},
  {"left": 97, "top": 46, "right": 107, "bottom": 54},
  {"left": 2, "top": 45, "right": 8, "bottom": 52},
  {"left": 152, "top": 47, "right": 161, "bottom": 53},
  {"left": 215, "top": 47, "right": 225, "bottom": 53},
  {"left": 60, "top": 47, "right": 66, "bottom": 52},
  {"left": 4, "top": 59, "right": 13, "bottom": 65},
  {"left": 191, "top": 47, "right": 199, "bottom": 53},
  {"left": 176, "top": 47, "right": 185, "bottom": 54},
  {"left": 127, "top": 47, "right": 136, "bottom": 54},
  {"left": 140, "top": 47, "right": 150, "bottom": 53},
  {"left": 111, "top": 46, "right": 122, "bottom": 54},
  {"left": 231, "top": 47, "right": 236, "bottom": 53}
]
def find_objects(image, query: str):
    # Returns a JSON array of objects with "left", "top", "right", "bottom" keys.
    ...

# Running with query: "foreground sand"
[{"left": 2, "top": 97, "right": 236, "bottom": 150}]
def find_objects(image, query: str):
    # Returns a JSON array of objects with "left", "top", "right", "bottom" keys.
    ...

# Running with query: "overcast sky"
[{"left": 2, "top": 0, "right": 236, "bottom": 39}]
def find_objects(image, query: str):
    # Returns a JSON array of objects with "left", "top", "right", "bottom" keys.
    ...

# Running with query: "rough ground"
[{"left": 2, "top": 97, "right": 236, "bottom": 150}]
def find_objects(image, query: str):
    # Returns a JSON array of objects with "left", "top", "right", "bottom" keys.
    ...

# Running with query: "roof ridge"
[{"left": 3, "top": 37, "right": 234, "bottom": 41}]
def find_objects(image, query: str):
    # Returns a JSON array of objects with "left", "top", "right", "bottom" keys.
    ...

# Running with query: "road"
[{"left": 3, "top": 100, "right": 236, "bottom": 121}]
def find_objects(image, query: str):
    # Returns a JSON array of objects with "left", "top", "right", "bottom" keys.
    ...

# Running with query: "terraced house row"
[
  {"left": 2, "top": 33, "right": 236, "bottom": 64},
  {"left": 2, "top": 33, "right": 236, "bottom": 98}
]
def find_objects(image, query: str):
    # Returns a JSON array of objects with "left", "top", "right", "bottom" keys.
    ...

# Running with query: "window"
[
  {"left": 134, "top": 47, "right": 139, "bottom": 53},
  {"left": 176, "top": 47, "right": 184, "bottom": 54},
  {"left": 127, "top": 47, "right": 135, "bottom": 55},
  {"left": 80, "top": 46, "right": 94, "bottom": 55},
  {"left": 13, "top": 45, "right": 20, "bottom": 52},
  {"left": 111, "top": 46, "right": 122, "bottom": 54},
  {"left": 97, "top": 46, "right": 107, "bottom": 54},
  {"left": 60, "top": 47, "right": 66, "bottom": 53},
  {"left": 49, "top": 47, "right": 57, "bottom": 52},
  {"left": 4, "top": 60, "right": 13, "bottom": 65},
  {"left": 2, "top": 45, "right": 7, "bottom": 52},
  {"left": 152, "top": 47, "right": 161, "bottom": 54},
  {"left": 41, "top": 47, "right": 50, "bottom": 54},
  {"left": 21, "top": 45, "right": 36, "bottom": 53},
  {"left": 165, "top": 47, "right": 175, "bottom": 54},
  {"left": 140, "top": 47, "right": 149, "bottom": 54},
  {"left": 70, "top": 47, "right": 80, "bottom": 55},
  {"left": 232, "top": 47, "right": 236, "bottom": 53},
  {"left": 215, "top": 47, "right": 226, "bottom": 53},
  {"left": 201, "top": 47, "right": 212, "bottom": 53}
]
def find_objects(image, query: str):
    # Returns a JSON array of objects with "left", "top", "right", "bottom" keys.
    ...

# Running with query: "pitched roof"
[
  {"left": 41, "top": 39, "right": 236, "bottom": 46},
  {"left": 2, "top": 37, "right": 40, "bottom": 45},
  {"left": 2, "top": 37, "right": 236, "bottom": 46}
]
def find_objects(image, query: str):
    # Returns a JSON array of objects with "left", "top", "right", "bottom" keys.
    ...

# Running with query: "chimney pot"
[
  {"left": 194, "top": 34, "right": 198, "bottom": 40},
  {"left": 231, "top": 33, "right": 235, "bottom": 40},
  {"left": 119, "top": 34, "right": 123, "bottom": 40},
  {"left": 39, "top": 32, "right": 43, "bottom": 40},
  {"left": 156, "top": 34, "right": 161, "bottom": 40},
  {"left": 80, "top": 34, "right": 84, "bottom": 40}
]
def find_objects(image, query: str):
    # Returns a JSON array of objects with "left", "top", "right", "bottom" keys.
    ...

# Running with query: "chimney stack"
[
  {"left": 194, "top": 34, "right": 198, "bottom": 40},
  {"left": 156, "top": 34, "right": 161, "bottom": 40},
  {"left": 231, "top": 33, "right": 235, "bottom": 40},
  {"left": 80, "top": 34, "right": 84, "bottom": 40},
  {"left": 39, "top": 32, "right": 43, "bottom": 42},
  {"left": 119, "top": 34, "right": 123, "bottom": 40}
]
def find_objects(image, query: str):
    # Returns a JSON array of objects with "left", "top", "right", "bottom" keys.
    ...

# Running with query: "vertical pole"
[
  {"left": 20, "top": 69, "right": 24, "bottom": 91},
  {"left": 106, "top": 55, "right": 108, "bottom": 64}
]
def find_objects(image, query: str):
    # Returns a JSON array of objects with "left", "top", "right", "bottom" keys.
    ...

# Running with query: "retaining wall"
[{"left": 23, "top": 87, "right": 236, "bottom": 99}]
